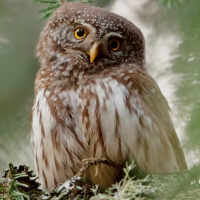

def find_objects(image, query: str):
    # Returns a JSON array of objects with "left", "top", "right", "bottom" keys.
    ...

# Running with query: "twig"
[{"left": 75, "top": 157, "right": 123, "bottom": 178}]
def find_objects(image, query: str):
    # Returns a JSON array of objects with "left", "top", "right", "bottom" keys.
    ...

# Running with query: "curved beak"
[{"left": 88, "top": 41, "right": 99, "bottom": 63}]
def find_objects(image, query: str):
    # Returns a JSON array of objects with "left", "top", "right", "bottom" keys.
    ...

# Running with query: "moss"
[{"left": 1, "top": 161, "right": 200, "bottom": 199}]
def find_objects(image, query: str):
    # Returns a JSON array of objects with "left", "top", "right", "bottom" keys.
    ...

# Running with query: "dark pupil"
[
  {"left": 77, "top": 29, "right": 85, "bottom": 37},
  {"left": 111, "top": 40, "right": 118, "bottom": 49}
]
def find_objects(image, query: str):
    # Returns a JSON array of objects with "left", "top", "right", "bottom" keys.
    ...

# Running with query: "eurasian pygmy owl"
[{"left": 31, "top": 2, "right": 187, "bottom": 190}]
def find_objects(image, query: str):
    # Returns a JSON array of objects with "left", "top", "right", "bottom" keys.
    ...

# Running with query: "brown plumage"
[{"left": 31, "top": 2, "right": 187, "bottom": 191}]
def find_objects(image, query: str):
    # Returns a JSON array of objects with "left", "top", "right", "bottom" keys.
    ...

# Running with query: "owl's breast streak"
[
  {"left": 31, "top": 86, "right": 87, "bottom": 190},
  {"left": 76, "top": 66, "right": 185, "bottom": 186}
]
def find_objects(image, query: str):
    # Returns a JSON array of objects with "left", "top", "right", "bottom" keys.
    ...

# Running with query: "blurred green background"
[{"left": 0, "top": 0, "right": 199, "bottom": 175}]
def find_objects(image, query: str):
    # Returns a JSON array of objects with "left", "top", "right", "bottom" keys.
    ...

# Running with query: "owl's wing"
[
  {"left": 77, "top": 66, "right": 187, "bottom": 175},
  {"left": 129, "top": 67, "right": 188, "bottom": 172}
]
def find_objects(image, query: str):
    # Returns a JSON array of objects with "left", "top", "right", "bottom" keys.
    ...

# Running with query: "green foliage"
[
  {"left": 35, "top": 0, "right": 186, "bottom": 20},
  {"left": 35, "top": 0, "right": 187, "bottom": 20},
  {"left": 35, "top": 0, "right": 94, "bottom": 19},
  {"left": 0, "top": 163, "right": 42, "bottom": 200},
  {"left": 1, "top": 163, "right": 200, "bottom": 199},
  {"left": 158, "top": 0, "right": 185, "bottom": 9},
  {"left": 152, "top": 165, "right": 200, "bottom": 200}
]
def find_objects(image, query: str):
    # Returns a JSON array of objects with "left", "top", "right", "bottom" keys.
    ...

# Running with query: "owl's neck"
[{"left": 35, "top": 48, "right": 141, "bottom": 92}]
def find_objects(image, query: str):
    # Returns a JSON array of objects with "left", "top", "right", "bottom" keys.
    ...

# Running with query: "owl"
[{"left": 31, "top": 2, "right": 187, "bottom": 191}]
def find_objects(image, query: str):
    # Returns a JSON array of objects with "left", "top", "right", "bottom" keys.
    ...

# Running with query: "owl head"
[{"left": 36, "top": 2, "right": 145, "bottom": 72}]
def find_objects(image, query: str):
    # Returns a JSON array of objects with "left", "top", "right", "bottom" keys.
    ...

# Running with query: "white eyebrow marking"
[{"left": 105, "top": 32, "right": 123, "bottom": 38}]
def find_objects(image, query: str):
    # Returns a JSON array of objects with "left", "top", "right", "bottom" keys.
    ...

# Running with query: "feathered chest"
[{"left": 31, "top": 66, "right": 187, "bottom": 191}]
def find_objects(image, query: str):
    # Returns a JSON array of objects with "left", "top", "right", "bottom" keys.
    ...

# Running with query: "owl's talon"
[{"left": 95, "top": 166, "right": 99, "bottom": 177}]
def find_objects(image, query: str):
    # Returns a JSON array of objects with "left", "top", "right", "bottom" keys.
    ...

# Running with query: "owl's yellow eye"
[
  {"left": 74, "top": 28, "right": 87, "bottom": 39},
  {"left": 109, "top": 39, "right": 120, "bottom": 51}
]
